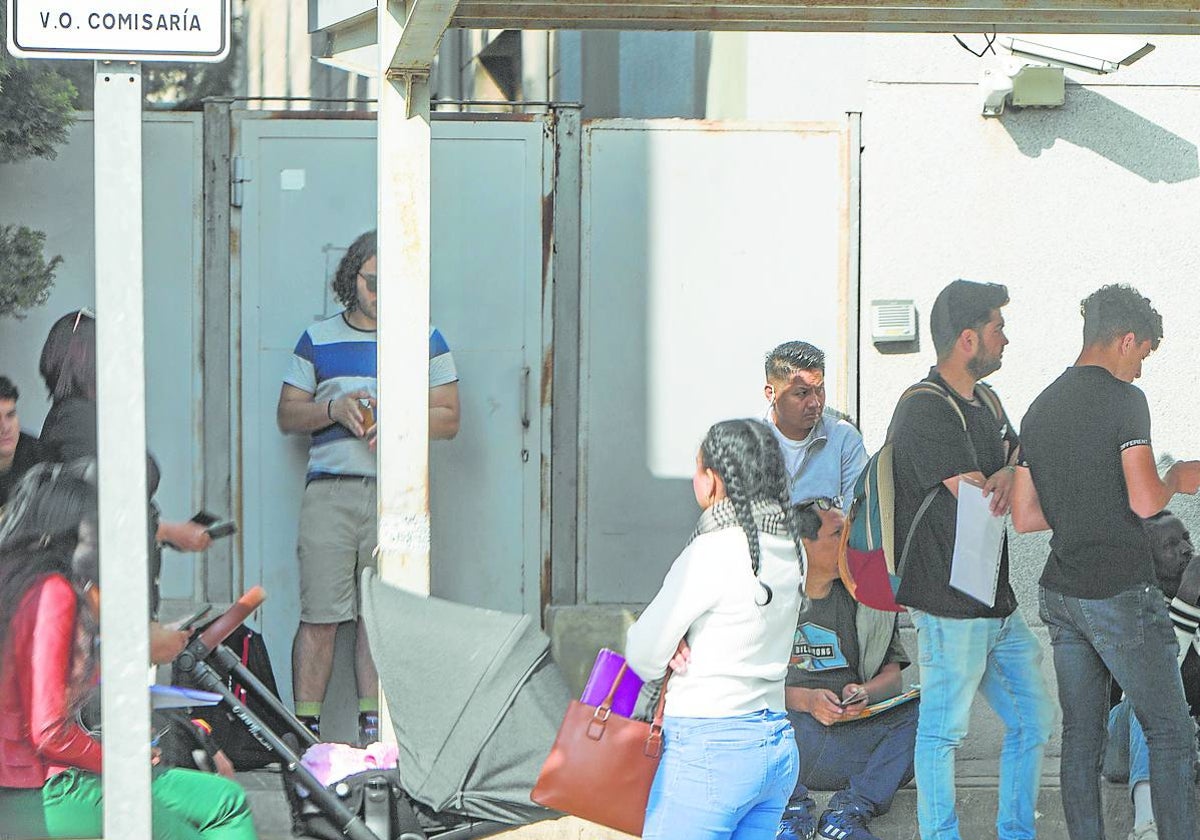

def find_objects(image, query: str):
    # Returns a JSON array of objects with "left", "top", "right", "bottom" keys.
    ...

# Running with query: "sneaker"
[
  {"left": 358, "top": 710, "right": 380, "bottom": 745},
  {"left": 777, "top": 803, "right": 817, "bottom": 840},
  {"left": 298, "top": 714, "right": 321, "bottom": 739},
  {"left": 817, "top": 806, "right": 880, "bottom": 840},
  {"left": 1129, "top": 821, "right": 1158, "bottom": 840}
]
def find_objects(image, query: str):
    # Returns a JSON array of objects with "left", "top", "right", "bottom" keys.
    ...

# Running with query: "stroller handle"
[{"left": 198, "top": 586, "right": 266, "bottom": 651}]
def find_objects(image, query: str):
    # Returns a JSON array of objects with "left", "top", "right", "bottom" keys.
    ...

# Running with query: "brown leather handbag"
[{"left": 531, "top": 663, "right": 670, "bottom": 837}]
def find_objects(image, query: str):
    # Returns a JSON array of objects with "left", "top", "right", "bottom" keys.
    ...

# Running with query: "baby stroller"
[{"left": 174, "top": 570, "right": 569, "bottom": 840}]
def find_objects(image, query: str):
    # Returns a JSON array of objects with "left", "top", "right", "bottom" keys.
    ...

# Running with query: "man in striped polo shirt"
[{"left": 278, "top": 230, "right": 460, "bottom": 744}]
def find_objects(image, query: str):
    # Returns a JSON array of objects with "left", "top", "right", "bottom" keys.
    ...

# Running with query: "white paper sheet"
[{"left": 950, "top": 481, "right": 1006, "bottom": 607}]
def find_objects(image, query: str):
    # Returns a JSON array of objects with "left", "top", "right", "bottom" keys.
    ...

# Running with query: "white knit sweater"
[{"left": 625, "top": 528, "right": 803, "bottom": 718}]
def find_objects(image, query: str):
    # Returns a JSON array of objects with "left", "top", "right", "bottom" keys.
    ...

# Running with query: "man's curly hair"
[
  {"left": 332, "top": 230, "right": 377, "bottom": 311},
  {"left": 1081, "top": 284, "right": 1163, "bottom": 351}
]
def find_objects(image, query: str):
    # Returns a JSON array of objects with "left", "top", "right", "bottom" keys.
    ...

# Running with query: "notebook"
[{"left": 580, "top": 648, "right": 643, "bottom": 717}]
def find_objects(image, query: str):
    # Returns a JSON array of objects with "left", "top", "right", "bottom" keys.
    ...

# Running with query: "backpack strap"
[
  {"left": 885, "top": 381, "right": 964, "bottom": 442},
  {"left": 896, "top": 487, "right": 939, "bottom": 578}
]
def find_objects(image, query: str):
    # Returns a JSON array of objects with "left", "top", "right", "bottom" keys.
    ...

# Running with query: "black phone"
[
  {"left": 205, "top": 521, "right": 238, "bottom": 540},
  {"left": 189, "top": 510, "right": 219, "bottom": 527},
  {"left": 176, "top": 604, "right": 212, "bottom": 631},
  {"left": 837, "top": 689, "right": 867, "bottom": 708}
]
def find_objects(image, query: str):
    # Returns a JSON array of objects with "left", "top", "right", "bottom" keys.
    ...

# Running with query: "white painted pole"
[
  {"left": 375, "top": 0, "right": 432, "bottom": 596},
  {"left": 95, "top": 60, "right": 153, "bottom": 839}
]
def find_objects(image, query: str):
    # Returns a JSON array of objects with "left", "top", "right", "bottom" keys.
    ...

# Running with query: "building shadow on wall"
[{"left": 1000, "top": 85, "right": 1199, "bottom": 184}]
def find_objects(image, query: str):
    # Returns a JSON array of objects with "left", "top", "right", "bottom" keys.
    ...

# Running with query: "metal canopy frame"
[{"left": 449, "top": 1, "right": 1200, "bottom": 34}]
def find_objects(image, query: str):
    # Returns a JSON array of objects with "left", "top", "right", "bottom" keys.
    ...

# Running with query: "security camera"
[
  {"left": 978, "top": 34, "right": 1154, "bottom": 116},
  {"left": 1000, "top": 35, "right": 1155, "bottom": 74}
]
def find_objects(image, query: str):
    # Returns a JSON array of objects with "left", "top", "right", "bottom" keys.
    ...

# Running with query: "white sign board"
[{"left": 6, "top": 0, "right": 229, "bottom": 61}]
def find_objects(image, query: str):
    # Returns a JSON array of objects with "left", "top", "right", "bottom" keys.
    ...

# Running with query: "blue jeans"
[
  {"left": 1040, "top": 584, "right": 1197, "bottom": 840},
  {"left": 643, "top": 710, "right": 799, "bottom": 840},
  {"left": 908, "top": 608, "right": 1054, "bottom": 840},
  {"left": 786, "top": 700, "right": 917, "bottom": 816},
  {"left": 1107, "top": 699, "right": 1150, "bottom": 790}
]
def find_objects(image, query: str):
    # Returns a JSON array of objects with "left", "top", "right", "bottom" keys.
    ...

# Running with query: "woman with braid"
[{"left": 626, "top": 418, "right": 806, "bottom": 840}]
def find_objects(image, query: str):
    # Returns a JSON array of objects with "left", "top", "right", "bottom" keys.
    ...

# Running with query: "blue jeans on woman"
[
  {"left": 1040, "top": 583, "right": 1197, "bottom": 840},
  {"left": 642, "top": 710, "right": 799, "bottom": 840},
  {"left": 908, "top": 608, "right": 1054, "bottom": 840}
]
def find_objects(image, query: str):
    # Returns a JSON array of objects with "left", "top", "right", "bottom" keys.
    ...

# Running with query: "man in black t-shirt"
[
  {"left": 890, "top": 280, "right": 1054, "bottom": 840},
  {"left": 1014, "top": 285, "right": 1200, "bottom": 840},
  {"left": 0, "top": 376, "right": 43, "bottom": 508},
  {"left": 777, "top": 501, "right": 917, "bottom": 840}
]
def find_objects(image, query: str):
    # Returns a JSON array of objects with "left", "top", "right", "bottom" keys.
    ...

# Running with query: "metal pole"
[
  {"left": 376, "top": 0, "right": 433, "bottom": 598},
  {"left": 95, "top": 59, "right": 152, "bottom": 839}
]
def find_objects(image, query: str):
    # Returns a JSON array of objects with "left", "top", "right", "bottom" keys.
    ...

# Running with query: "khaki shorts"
[{"left": 297, "top": 477, "right": 378, "bottom": 623}]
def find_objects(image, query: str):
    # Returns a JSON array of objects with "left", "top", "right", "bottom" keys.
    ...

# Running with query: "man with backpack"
[
  {"left": 1012, "top": 285, "right": 1200, "bottom": 840},
  {"left": 890, "top": 280, "right": 1054, "bottom": 840}
]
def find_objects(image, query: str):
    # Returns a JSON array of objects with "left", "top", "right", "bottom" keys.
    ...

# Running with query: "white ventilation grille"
[{"left": 870, "top": 300, "right": 917, "bottom": 343}]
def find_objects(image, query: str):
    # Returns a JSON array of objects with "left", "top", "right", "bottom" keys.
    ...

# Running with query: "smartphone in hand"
[
  {"left": 173, "top": 604, "right": 212, "bottom": 631},
  {"left": 837, "top": 688, "right": 867, "bottom": 708}
]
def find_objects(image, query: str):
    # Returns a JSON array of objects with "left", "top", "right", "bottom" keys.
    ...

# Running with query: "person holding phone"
[
  {"left": 276, "top": 230, "right": 460, "bottom": 745},
  {"left": 777, "top": 498, "right": 917, "bottom": 840},
  {"left": 0, "top": 469, "right": 257, "bottom": 839}
]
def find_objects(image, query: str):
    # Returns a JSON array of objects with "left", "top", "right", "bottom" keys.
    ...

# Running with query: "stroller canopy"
[{"left": 361, "top": 569, "right": 569, "bottom": 825}]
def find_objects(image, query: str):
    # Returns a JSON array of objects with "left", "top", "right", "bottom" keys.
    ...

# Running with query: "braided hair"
[{"left": 699, "top": 419, "right": 807, "bottom": 606}]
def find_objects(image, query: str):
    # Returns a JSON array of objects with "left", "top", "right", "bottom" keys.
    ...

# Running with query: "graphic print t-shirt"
[
  {"left": 1020, "top": 365, "right": 1155, "bottom": 599},
  {"left": 787, "top": 581, "right": 860, "bottom": 695}
]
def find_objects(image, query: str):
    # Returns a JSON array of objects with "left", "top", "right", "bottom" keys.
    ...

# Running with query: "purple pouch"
[{"left": 580, "top": 648, "right": 644, "bottom": 718}]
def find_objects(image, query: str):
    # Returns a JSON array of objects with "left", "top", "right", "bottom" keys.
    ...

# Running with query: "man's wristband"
[{"left": 327, "top": 399, "right": 334, "bottom": 420}]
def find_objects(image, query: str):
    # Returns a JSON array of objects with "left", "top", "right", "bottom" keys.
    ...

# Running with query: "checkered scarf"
[{"left": 689, "top": 498, "right": 789, "bottom": 544}]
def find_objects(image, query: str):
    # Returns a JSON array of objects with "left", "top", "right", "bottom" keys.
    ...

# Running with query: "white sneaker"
[{"left": 1129, "top": 820, "right": 1158, "bottom": 840}]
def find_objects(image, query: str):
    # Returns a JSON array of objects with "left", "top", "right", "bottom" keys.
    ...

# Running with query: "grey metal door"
[
  {"left": 233, "top": 113, "right": 549, "bottom": 708},
  {"left": 579, "top": 119, "right": 854, "bottom": 604}
]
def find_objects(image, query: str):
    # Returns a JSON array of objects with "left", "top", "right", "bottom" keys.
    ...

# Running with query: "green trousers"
[{"left": 0, "top": 767, "right": 258, "bottom": 840}]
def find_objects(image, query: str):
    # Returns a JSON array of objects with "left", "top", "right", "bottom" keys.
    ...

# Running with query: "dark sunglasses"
[
  {"left": 358, "top": 271, "right": 377, "bottom": 293},
  {"left": 797, "top": 496, "right": 840, "bottom": 512}
]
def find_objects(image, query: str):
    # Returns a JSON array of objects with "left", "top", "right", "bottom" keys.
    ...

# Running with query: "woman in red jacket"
[{"left": 0, "top": 469, "right": 257, "bottom": 839}]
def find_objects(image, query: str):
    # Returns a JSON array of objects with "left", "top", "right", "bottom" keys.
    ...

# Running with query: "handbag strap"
[{"left": 600, "top": 663, "right": 630, "bottom": 710}]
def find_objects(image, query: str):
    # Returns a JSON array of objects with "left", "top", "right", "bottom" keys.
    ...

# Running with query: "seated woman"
[
  {"left": 0, "top": 469, "right": 257, "bottom": 839},
  {"left": 625, "top": 418, "right": 807, "bottom": 840}
]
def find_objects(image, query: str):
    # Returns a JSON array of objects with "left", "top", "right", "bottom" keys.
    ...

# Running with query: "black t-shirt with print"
[
  {"left": 1020, "top": 366, "right": 1155, "bottom": 599},
  {"left": 787, "top": 580, "right": 908, "bottom": 694},
  {"left": 892, "top": 370, "right": 1020, "bottom": 619}
]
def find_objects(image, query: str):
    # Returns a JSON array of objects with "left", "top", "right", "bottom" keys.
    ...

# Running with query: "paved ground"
[{"left": 240, "top": 756, "right": 1190, "bottom": 840}]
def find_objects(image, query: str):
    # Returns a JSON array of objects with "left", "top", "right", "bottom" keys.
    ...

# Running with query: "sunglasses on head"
[
  {"left": 797, "top": 496, "right": 840, "bottom": 512},
  {"left": 72, "top": 307, "right": 96, "bottom": 333}
]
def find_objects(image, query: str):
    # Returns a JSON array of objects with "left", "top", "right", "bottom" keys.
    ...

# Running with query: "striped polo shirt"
[{"left": 284, "top": 312, "right": 458, "bottom": 482}]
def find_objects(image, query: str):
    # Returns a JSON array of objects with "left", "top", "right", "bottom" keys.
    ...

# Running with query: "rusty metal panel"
[{"left": 451, "top": 1, "right": 1200, "bottom": 35}]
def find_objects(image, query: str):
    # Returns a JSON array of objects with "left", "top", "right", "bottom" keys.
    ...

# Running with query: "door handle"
[
  {"left": 520, "top": 366, "right": 532, "bottom": 463},
  {"left": 520, "top": 366, "right": 532, "bottom": 431}
]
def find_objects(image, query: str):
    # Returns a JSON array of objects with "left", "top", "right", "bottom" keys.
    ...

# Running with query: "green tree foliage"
[
  {"left": 0, "top": 7, "right": 73, "bottom": 316},
  {"left": 0, "top": 6, "right": 77, "bottom": 162},
  {"left": 0, "top": 225, "right": 60, "bottom": 318}
]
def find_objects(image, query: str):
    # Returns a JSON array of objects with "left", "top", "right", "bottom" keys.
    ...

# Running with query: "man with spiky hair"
[
  {"left": 1014, "top": 284, "right": 1200, "bottom": 840},
  {"left": 763, "top": 341, "right": 866, "bottom": 509},
  {"left": 277, "top": 230, "right": 460, "bottom": 744}
]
